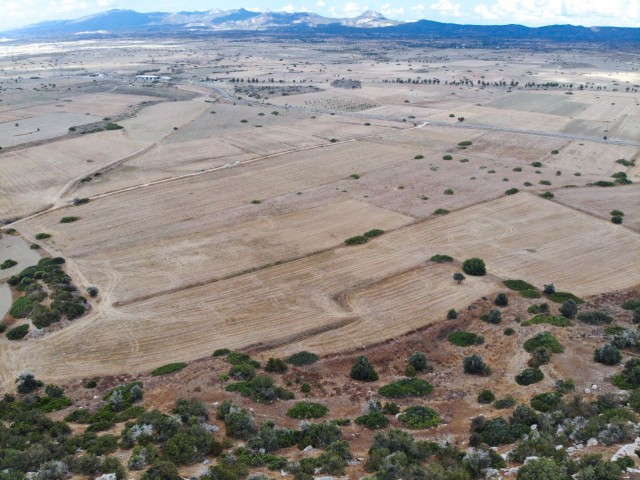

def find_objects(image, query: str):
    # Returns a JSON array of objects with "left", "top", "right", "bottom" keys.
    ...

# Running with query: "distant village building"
[{"left": 135, "top": 75, "right": 160, "bottom": 82}]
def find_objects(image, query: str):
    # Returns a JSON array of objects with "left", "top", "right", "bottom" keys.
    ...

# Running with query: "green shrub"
[
  {"left": 286, "top": 351, "right": 319, "bottom": 366},
  {"left": 578, "top": 310, "right": 614, "bottom": 325},
  {"left": 0, "top": 259, "right": 17, "bottom": 269},
  {"left": 229, "top": 363, "right": 256, "bottom": 381},
  {"left": 521, "top": 289, "right": 542, "bottom": 299},
  {"left": 447, "top": 309, "right": 458, "bottom": 320},
  {"left": 355, "top": 411, "right": 389, "bottom": 429},
  {"left": 612, "top": 216, "right": 623, "bottom": 224},
  {"left": 442, "top": 155, "right": 453, "bottom": 160},
  {"left": 345, "top": 235, "right": 368, "bottom": 245},
  {"left": 350, "top": 356, "right": 378, "bottom": 382},
  {"left": 493, "top": 396, "right": 516, "bottom": 409},
  {"left": 551, "top": 150, "right": 559, "bottom": 154},
  {"left": 152, "top": 363, "right": 187, "bottom": 376},
  {"left": 378, "top": 378, "right": 433, "bottom": 399},
  {"left": 522, "top": 315, "right": 571, "bottom": 327},
  {"left": 494, "top": 293, "right": 509, "bottom": 306},
  {"left": 594, "top": 344, "right": 622, "bottom": 365},
  {"left": 478, "top": 390, "right": 495, "bottom": 404},
  {"left": 433, "top": 208, "right": 450, "bottom": 215},
  {"left": 594, "top": 180, "right": 616, "bottom": 187},
  {"left": 505, "top": 188, "right": 519, "bottom": 195},
  {"left": 60, "top": 216, "right": 79, "bottom": 223},
  {"left": 225, "top": 375, "right": 293, "bottom": 403},
  {"left": 265, "top": 358, "right": 288, "bottom": 373},
  {"left": 9, "top": 296, "right": 36, "bottom": 318},
  {"left": 213, "top": 348, "right": 231, "bottom": 356},
  {"left": 462, "top": 258, "right": 486, "bottom": 276},
  {"left": 503, "top": 279, "right": 536, "bottom": 291},
  {"left": 250, "top": 199, "right": 262, "bottom": 204},
  {"left": 530, "top": 392, "right": 560, "bottom": 412},
  {"left": 287, "top": 402, "right": 328, "bottom": 419},
  {"left": 539, "top": 192, "right": 554, "bottom": 199},
  {"left": 444, "top": 188, "right": 454, "bottom": 195},
  {"left": 481, "top": 309, "right": 502, "bottom": 324},
  {"left": 363, "top": 229, "right": 384, "bottom": 238},
  {"left": 524, "top": 332, "right": 564, "bottom": 353},
  {"left": 6, "top": 324, "right": 29, "bottom": 340},
  {"left": 35, "top": 233, "right": 51, "bottom": 240},
  {"left": 559, "top": 300, "right": 578, "bottom": 319},
  {"left": 458, "top": 141, "right": 473, "bottom": 146},
  {"left": 504, "top": 327, "right": 515, "bottom": 335},
  {"left": 547, "top": 291, "right": 584, "bottom": 304},
  {"left": 516, "top": 368, "right": 544, "bottom": 386},
  {"left": 622, "top": 300, "right": 640, "bottom": 311},
  {"left": 430, "top": 254, "right": 453, "bottom": 263},
  {"left": 0, "top": 324, "right": 6, "bottom": 333},
  {"left": 448, "top": 331, "right": 484, "bottom": 347},
  {"left": 539, "top": 180, "right": 552, "bottom": 185},
  {"left": 463, "top": 355, "right": 491, "bottom": 376},
  {"left": 531, "top": 162, "right": 543, "bottom": 167},
  {"left": 408, "top": 351, "right": 428, "bottom": 372},
  {"left": 398, "top": 406, "right": 441, "bottom": 429},
  {"left": 105, "top": 123, "right": 123, "bottom": 130},
  {"left": 226, "top": 351, "right": 252, "bottom": 365}
]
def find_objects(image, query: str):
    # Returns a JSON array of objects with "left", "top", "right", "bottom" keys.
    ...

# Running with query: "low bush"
[
  {"left": 578, "top": 310, "right": 614, "bottom": 325},
  {"left": 612, "top": 215, "right": 623, "bottom": 224},
  {"left": 408, "top": 351, "right": 429, "bottom": 372},
  {"left": 378, "top": 378, "right": 433, "bottom": 399},
  {"left": 515, "top": 368, "right": 544, "bottom": 386},
  {"left": 504, "top": 327, "right": 515, "bottom": 335},
  {"left": 345, "top": 235, "right": 368, "bottom": 246},
  {"left": 559, "top": 300, "right": 578, "bottom": 319},
  {"left": 493, "top": 396, "right": 516, "bottom": 409},
  {"left": 430, "top": 254, "right": 453, "bottom": 263},
  {"left": 594, "top": 344, "right": 622, "bottom": 365},
  {"left": 60, "top": 216, "right": 79, "bottom": 223},
  {"left": 152, "top": 363, "right": 187, "bottom": 376},
  {"left": 265, "top": 358, "right": 288, "bottom": 373},
  {"left": 521, "top": 289, "right": 542, "bottom": 299},
  {"left": 463, "top": 355, "right": 491, "bottom": 376},
  {"left": 213, "top": 348, "right": 231, "bottom": 357},
  {"left": 478, "top": 390, "right": 495, "bottom": 404},
  {"left": 355, "top": 411, "right": 389, "bottom": 429},
  {"left": 226, "top": 351, "right": 253, "bottom": 365},
  {"left": 622, "top": 300, "right": 640, "bottom": 311},
  {"left": 524, "top": 332, "right": 564, "bottom": 353},
  {"left": 442, "top": 155, "right": 453, "bottom": 160},
  {"left": 287, "top": 402, "right": 328, "bottom": 419},
  {"left": 286, "top": 351, "right": 319, "bottom": 366},
  {"left": 35, "top": 233, "right": 51, "bottom": 240},
  {"left": 462, "top": 258, "right": 486, "bottom": 276},
  {"left": 0, "top": 259, "right": 17, "bottom": 269},
  {"left": 9, "top": 296, "right": 36, "bottom": 318},
  {"left": 6, "top": 324, "right": 29, "bottom": 340},
  {"left": 433, "top": 208, "right": 450, "bottom": 215},
  {"left": 481, "top": 309, "right": 502, "bottom": 324},
  {"left": 503, "top": 279, "right": 536, "bottom": 291},
  {"left": 539, "top": 191, "right": 555, "bottom": 199},
  {"left": 530, "top": 392, "right": 560, "bottom": 412},
  {"left": 448, "top": 331, "right": 484, "bottom": 347},
  {"left": 350, "top": 356, "right": 378, "bottom": 382},
  {"left": 363, "top": 229, "right": 384, "bottom": 238},
  {"left": 447, "top": 309, "right": 458, "bottom": 320},
  {"left": 225, "top": 375, "right": 294, "bottom": 403},
  {"left": 521, "top": 314, "right": 571, "bottom": 327},
  {"left": 398, "top": 406, "right": 441, "bottom": 429},
  {"left": 547, "top": 291, "right": 584, "bottom": 304}
]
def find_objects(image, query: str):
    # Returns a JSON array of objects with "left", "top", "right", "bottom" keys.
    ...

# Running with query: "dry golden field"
[{"left": 0, "top": 39, "right": 639, "bottom": 390}]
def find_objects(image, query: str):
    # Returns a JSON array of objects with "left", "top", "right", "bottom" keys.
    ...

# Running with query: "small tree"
[
  {"left": 453, "top": 272, "right": 466, "bottom": 284},
  {"left": 594, "top": 344, "right": 622, "bottom": 365},
  {"left": 350, "top": 356, "right": 379, "bottom": 382},
  {"left": 463, "top": 355, "right": 490, "bottom": 376},
  {"left": 462, "top": 258, "right": 486, "bottom": 276},
  {"left": 494, "top": 293, "right": 508, "bottom": 307},
  {"left": 408, "top": 352, "right": 428, "bottom": 372},
  {"left": 45, "top": 384, "right": 64, "bottom": 398},
  {"left": 543, "top": 283, "right": 556, "bottom": 295},
  {"left": 265, "top": 358, "right": 288, "bottom": 373},
  {"left": 559, "top": 300, "right": 578, "bottom": 319},
  {"left": 447, "top": 309, "right": 458, "bottom": 320},
  {"left": 16, "top": 372, "right": 43, "bottom": 394},
  {"left": 483, "top": 309, "right": 502, "bottom": 324}
]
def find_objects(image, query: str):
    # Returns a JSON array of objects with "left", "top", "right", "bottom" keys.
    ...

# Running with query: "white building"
[{"left": 135, "top": 75, "right": 160, "bottom": 82}]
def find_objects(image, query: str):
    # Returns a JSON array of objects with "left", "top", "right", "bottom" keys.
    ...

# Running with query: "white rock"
[
  {"left": 555, "top": 445, "right": 564, "bottom": 450},
  {"left": 611, "top": 437, "right": 640, "bottom": 462},
  {"left": 567, "top": 447, "right": 575, "bottom": 454},
  {"left": 530, "top": 424, "right": 537, "bottom": 430},
  {"left": 524, "top": 456, "right": 539, "bottom": 464},
  {"left": 587, "top": 438, "right": 598, "bottom": 447},
  {"left": 484, "top": 468, "right": 500, "bottom": 478},
  {"left": 592, "top": 384, "right": 598, "bottom": 390},
  {"left": 95, "top": 474, "right": 117, "bottom": 480},
  {"left": 576, "top": 444, "right": 584, "bottom": 450},
  {"left": 202, "top": 459, "right": 210, "bottom": 465},
  {"left": 585, "top": 388, "right": 591, "bottom": 394},
  {"left": 302, "top": 445, "right": 314, "bottom": 453}
]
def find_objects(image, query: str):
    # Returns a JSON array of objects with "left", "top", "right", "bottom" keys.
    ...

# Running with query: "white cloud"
[
  {"left": 473, "top": 0, "right": 639, "bottom": 26},
  {"left": 96, "top": 0, "right": 112, "bottom": 6},
  {"left": 246, "top": 6, "right": 263, "bottom": 12},
  {"left": 342, "top": 2, "right": 366, "bottom": 15},
  {"left": 44, "top": 0, "right": 89, "bottom": 15},
  {"left": 381, "top": 2, "right": 404, "bottom": 15},
  {"left": 280, "top": 3, "right": 295, "bottom": 12},
  {"left": 430, "top": 0, "right": 460, "bottom": 16},
  {"left": 410, "top": 3, "right": 425, "bottom": 12},
  {"left": 315, "top": 0, "right": 325, "bottom": 6}
]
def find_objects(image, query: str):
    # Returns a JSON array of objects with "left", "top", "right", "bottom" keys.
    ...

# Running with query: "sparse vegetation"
[
  {"left": 151, "top": 363, "right": 187, "bottom": 376},
  {"left": 448, "top": 331, "right": 484, "bottom": 347}
]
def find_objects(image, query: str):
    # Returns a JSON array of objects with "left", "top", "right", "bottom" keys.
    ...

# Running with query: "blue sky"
[{"left": 1, "top": 0, "right": 638, "bottom": 31}]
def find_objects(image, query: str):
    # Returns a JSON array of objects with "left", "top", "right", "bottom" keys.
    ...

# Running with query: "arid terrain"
[{"left": 0, "top": 37, "right": 639, "bottom": 480}]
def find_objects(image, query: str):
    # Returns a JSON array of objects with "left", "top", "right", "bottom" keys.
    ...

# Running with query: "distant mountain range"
[{"left": 3, "top": 8, "right": 639, "bottom": 44}]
